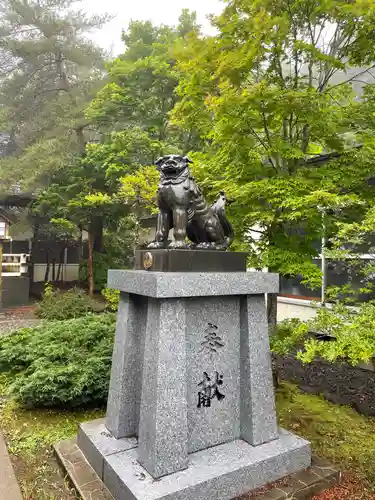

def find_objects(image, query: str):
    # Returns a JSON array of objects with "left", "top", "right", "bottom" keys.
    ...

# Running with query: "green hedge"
[
  {"left": 272, "top": 302, "right": 375, "bottom": 366},
  {"left": 101, "top": 288, "right": 120, "bottom": 311},
  {"left": 36, "top": 284, "right": 104, "bottom": 320},
  {"left": 0, "top": 314, "right": 115, "bottom": 408}
]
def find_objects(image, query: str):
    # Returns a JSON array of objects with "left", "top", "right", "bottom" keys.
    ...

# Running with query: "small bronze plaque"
[{"left": 143, "top": 252, "right": 153, "bottom": 270}]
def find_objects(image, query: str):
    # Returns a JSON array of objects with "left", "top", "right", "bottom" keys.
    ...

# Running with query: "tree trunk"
[
  {"left": 75, "top": 125, "right": 86, "bottom": 155},
  {"left": 0, "top": 242, "right": 3, "bottom": 310},
  {"left": 87, "top": 231, "right": 94, "bottom": 296},
  {"left": 56, "top": 261, "right": 62, "bottom": 282},
  {"left": 44, "top": 250, "right": 50, "bottom": 282},
  {"left": 267, "top": 293, "right": 279, "bottom": 389},
  {"left": 92, "top": 217, "right": 104, "bottom": 253},
  {"left": 267, "top": 292, "right": 278, "bottom": 335},
  {"left": 267, "top": 272, "right": 280, "bottom": 390},
  {"left": 56, "top": 247, "right": 64, "bottom": 281},
  {"left": 29, "top": 225, "right": 38, "bottom": 296},
  {"left": 52, "top": 258, "right": 56, "bottom": 282},
  {"left": 56, "top": 50, "right": 87, "bottom": 155},
  {"left": 265, "top": 256, "right": 280, "bottom": 335}
]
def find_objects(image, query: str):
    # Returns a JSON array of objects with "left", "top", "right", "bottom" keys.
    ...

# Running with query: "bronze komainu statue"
[{"left": 148, "top": 154, "right": 234, "bottom": 250}]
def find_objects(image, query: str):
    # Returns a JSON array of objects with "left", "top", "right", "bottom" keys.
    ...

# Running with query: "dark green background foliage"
[
  {"left": 79, "top": 253, "right": 116, "bottom": 292},
  {"left": 0, "top": 314, "right": 116, "bottom": 408},
  {"left": 36, "top": 286, "right": 104, "bottom": 320},
  {"left": 78, "top": 216, "right": 140, "bottom": 292}
]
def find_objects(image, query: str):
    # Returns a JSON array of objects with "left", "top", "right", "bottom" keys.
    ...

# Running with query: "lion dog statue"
[{"left": 148, "top": 154, "right": 234, "bottom": 250}]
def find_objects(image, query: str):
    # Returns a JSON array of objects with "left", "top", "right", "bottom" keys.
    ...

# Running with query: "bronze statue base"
[{"left": 134, "top": 249, "right": 248, "bottom": 273}]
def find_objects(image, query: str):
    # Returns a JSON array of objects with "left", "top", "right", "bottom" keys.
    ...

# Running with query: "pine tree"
[{"left": 0, "top": 0, "right": 108, "bottom": 189}]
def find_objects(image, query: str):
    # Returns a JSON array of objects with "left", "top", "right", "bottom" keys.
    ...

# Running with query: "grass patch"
[
  {"left": 0, "top": 372, "right": 105, "bottom": 499},
  {"left": 1, "top": 373, "right": 375, "bottom": 497},
  {"left": 276, "top": 382, "right": 375, "bottom": 491}
]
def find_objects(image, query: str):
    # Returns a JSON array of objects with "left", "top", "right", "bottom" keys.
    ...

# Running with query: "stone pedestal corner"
[{"left": 137, "top": 298, "right": 188, "bottom": 478}]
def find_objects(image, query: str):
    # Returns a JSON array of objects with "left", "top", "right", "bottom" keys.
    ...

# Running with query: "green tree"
[
  {"left": 86, "top": 11, "right": 201, "bottom": 151},
  {"left": 0, "top": 0, "right": 108, "bottom": 190},
  {"left": 58, "top": 10, "right": 203, "bottom": 293},
  {"left": 173, "top": 0, "right": 375, "bottom": 326},
  {"left": 34, "top": 127, "right": 161, "bottom": 294}
]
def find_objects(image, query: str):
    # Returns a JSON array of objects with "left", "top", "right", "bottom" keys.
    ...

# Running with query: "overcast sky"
[{"left": 81, "top": 0, "right": 224, "bottom": 55}]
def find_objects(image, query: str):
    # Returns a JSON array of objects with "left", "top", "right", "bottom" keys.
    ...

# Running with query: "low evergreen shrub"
[
  {"left": 36, "top": 283, "right": 104, "bottom": 320},
  {"left": 272, "top": 302, "right": 375, "bottom": 366},
  {"left": 0, "top": 314, "right": 115, "bottom": 407},
  {"left": 101, "top": 288, "right": 120, "bottom": 311}
]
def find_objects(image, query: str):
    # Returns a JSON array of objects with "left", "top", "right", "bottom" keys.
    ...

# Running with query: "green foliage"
[
  {"left": 86, "top": 13, "right": 200, "bottom": 151},
  {"left": 0, "top": 0, "right": 108, "bottom": 190},
  {"left": 101, "top": 288, "right": 120, "bottom": 312},
  {"left": 0, "top": 314, "right": 115, "bottom": 408},
  {"left": 36, "top": 284, "right": 103, "bottom": 320},
  {"left": 80, "top": 215, "right": 140, "bottom": 291},
  {"left": 0, "top": 368, "right": 104, "bottom": 497},
  {"left": 8, "top": 12, "right": 203, "bottom": 296},
  {"left": 270, "top": 159, "right": 375, "bottom": 367},
  {"left": 300, "top": 303, "right": 375, "bottom": 365},
  {"left": 277, "top": 382, "right": 375, "bottom": 489},
  {"left": 40, "top": 128, "right": 157, "bottom": 229},
  {"left": 270, "top": 318, "right": 308, "bottom": 355},
  {"left": 173, "top": 0, "right": 375, "bottom": 287},
  {"left": 81, "top": 128, "right": 162, "bottom": 191},
  {"left": 34, "top": 128, "right": 152, "bottom": 293},
  {"left": 272, "top": 300, "right": 375, "bottom": 366},
  {"left": 119, "top": 165, "right": 160, "bottom": 213}
]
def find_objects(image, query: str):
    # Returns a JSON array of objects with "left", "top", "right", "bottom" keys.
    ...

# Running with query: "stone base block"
[
  {"left": 77, "top": 419, "right": 138, "bottom": 479},
  {"left": 134, "top": 249, "right": 248, "bottom": 272},
  {"left": 76, "top": 419, "right": 311, "bottom": 500},
  {"left": 55, "top": 440, "right": 340, "bottom": 500}
]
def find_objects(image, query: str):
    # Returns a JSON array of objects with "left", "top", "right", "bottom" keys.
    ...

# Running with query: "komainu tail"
[{"left": 211, "top": 191, "right": 234, "bottom": 248}]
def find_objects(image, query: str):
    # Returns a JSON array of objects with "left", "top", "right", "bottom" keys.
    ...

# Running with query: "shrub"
[
  {"left": 79, "top": 252, "right": 114, "bottom": 292},
  {"left": 272, "top": 302, "right": 375, "bottom": 366},
  {"left": 270, "top": 318, "right": 307, "bottom": 356},
  {"left": 36, "top": 283, "right": 103, "bottom": 320},
  {"left": 0, "top": 314, "right": 116, "bottom": 408},
  {"left": 101, "top": 288, "right": 120, "bottom": 312}
]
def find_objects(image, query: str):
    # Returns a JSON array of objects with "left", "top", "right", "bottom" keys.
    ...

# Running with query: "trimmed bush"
[
  {"left": 36, "top": 283, "right": 104, "bottom": 320},
  {"left": 0, "top": 314, "right": 115, "bottom": 408},
  {"left": 272, "top": 302, "right": 375, "bottom": 366},
  {"left": 101, "top": 288, "right": 120, "bottom": 312}
]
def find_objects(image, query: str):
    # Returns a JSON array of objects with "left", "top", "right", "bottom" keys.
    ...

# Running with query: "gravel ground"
[{"left": 0, "top": 306, "right": 41, "bottom": 335}]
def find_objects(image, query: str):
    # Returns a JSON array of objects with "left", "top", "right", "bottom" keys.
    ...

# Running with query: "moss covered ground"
[
  {"left": 0, "top": 373, "right": 104, "bottom": 499},
  {"left": 0, "top": 374, "right": 374, "bottom": 499},
  {"left": 277, "top": 382, "right": 375, "bottom": 498}
]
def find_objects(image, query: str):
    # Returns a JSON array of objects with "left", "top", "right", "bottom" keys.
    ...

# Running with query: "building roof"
[
  {"left": 0, "top": 208, "right": 17, "bottom": 224},
  {"left": 0, "top": 193, "right": 34, "bottom": 207}
]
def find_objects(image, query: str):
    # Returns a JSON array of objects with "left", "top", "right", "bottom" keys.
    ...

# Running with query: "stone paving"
[
  {"left": 0, "top": 431, "right": 22, "bottom": 500},
  {"left": 0, "top": 305, "right": 41, "bottom": 335}
]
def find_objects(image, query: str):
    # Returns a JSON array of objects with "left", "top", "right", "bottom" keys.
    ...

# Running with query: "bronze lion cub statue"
[{"left": 148, "top": 155, "right": 234, "bottom": 250}]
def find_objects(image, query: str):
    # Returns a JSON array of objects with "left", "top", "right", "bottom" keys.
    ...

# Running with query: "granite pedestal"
[
  {"left": 77, "top": 268, "right": 311, "bottom": 500},
  {"left": 134, "top": 249, "right": 248, "bottom": 272}
]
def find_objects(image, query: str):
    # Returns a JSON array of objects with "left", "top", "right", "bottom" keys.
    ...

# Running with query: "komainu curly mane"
[{"left": 148, "top": 155, "right": 234, "bottom": 250}]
